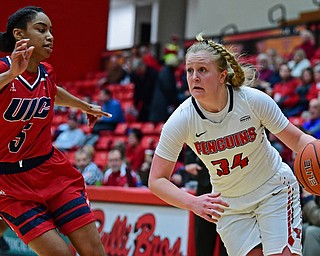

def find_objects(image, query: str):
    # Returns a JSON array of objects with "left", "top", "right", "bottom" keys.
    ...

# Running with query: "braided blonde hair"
[{"left": 186, "top": 33, "right": 245, "bottom": 87}]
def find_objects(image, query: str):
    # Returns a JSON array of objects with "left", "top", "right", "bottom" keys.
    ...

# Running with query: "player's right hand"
[
  {"left": 10, "top": 39, "right": 34, "bottom": 77},
  {"left": 191, "top": 192, "right": 229, "bottom": 223}
]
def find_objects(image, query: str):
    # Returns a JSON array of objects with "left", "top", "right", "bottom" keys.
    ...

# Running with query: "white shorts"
[{"left": 216, "top": 163, "right": 302, "bottom": 256}]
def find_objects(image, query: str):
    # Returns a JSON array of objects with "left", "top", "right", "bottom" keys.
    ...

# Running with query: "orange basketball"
[{"left": 294, "top": 140, "right": 320, "bottom": 196}]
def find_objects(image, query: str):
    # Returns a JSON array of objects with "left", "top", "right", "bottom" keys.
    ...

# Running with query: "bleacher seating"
[
  {"left": 140, "top": 122, "right": 155, "bottom": 135},
  {"left": 113, "top": 122, "right": 129, "bottom": 135},
  {"left": 52, "top": 113, "right": 69, "bottom": 126},
  {"left": 57, "top": 21, "right": 318, "bottom": 170},
  {"left": 93, "top": 151, "right": 108, "bottom": 170},
  {"left": 94, "top": 136, "right": 112, "bottom": 151}
]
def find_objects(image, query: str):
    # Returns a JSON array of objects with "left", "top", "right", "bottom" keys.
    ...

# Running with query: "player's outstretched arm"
[
  {"left": 0, "top": 39, "right": 34, "bottom": 90},
  {"left": 55, "top": 86, "right": 112, "bottom": 127}
]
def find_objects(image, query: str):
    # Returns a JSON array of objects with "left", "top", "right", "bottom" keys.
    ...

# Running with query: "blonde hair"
[{"left": 186, "top": 33, "right": 246, "bottom": 87}]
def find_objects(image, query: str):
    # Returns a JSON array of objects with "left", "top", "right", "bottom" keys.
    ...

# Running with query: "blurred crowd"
[
  {"left": 47, "top": 29, "right": 320, "bottom": 255},
  {"left": 52, "top": 29, "right": 320, "bottom": 189}
]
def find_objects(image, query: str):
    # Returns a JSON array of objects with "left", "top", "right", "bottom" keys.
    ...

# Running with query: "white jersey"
[{"left": 155, "top": 85, "right": 289, "bottom": 197}]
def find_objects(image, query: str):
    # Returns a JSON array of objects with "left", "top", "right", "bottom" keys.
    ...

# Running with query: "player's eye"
[
  {"left": 199, "top": 67, "right": 207, "bottom": 73},
  {"left": 186, "top": 68, "right": 193, "bottom": 74}
]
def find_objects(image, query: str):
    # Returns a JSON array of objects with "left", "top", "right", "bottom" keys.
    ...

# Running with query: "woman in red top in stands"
[
  {"left": 125, "top": 128, "right": 146, "bottom": 172},
  {"left": 272, "top": 63, "right": 301, "bottom": 117}
]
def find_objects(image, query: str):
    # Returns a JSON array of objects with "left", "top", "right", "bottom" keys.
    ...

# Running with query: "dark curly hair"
[{"left": 0, "top": 6, "right": 44, "bottom": 52}]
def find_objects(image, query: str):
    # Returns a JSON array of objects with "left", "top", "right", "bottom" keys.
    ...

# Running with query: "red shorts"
[{"left": 0, "top": 148, "right": 96, "bottom": 244}]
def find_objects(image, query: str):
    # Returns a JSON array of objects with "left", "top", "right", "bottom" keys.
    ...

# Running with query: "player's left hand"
[
  {"left": 85, "top": 104, "right": 112, "bottom": 128},
  {"left": 86, "top": 113, "right": 98, "bottom": 128}
]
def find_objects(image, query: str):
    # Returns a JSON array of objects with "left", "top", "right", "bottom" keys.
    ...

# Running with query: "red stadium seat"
[
  {"left": 141, "top": 122, "right": 155, "bottom": 135},
  {"left": 109, "top": 136, "right": 127, "bottom": 149},
  {"left": 129, "top": 122, "right": 142, "bottom": 130},
  {"left": 154, "top": 122, "right": 164, "bottom": 135},
  {"left": 141, "top": 135, "right": 159, "bottom": 149},
  {"left": 52, "top": 114, "right": 69, "bottom": 126},
  {"left": 114, "top": 123, "right": 129, "bottom": 135},
  {"left": 95, "top": 136, "right": 112, "bottom": 151},
  {"left": 288, "top": 116, "right": 304, "bottom": 127},
  {"left": 94, "top": 151, "right": 108, "bottom": 170},
  {"left": 79, "top": 124, "right": 93, "bottom": 134}
]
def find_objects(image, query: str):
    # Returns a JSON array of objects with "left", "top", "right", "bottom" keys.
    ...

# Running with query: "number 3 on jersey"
[
  {"left": 211, "top": 153, "right": 249, "bottom": 176},
  {"left": 9, "top": 123, "right": 33, "bottom": 153}
]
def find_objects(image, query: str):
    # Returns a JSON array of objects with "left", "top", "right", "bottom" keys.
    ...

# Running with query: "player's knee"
[
  {"left": 273, "top": 246, "right": 299, "bottom": 256},
  {"left": 33, "top": 247, "right": 72, "bottom": 256},
  {"left": 80, "top": 245, "right": 106, "bottom": 256},
  {"left": 247, "top": 244, "right": 263, "bottom": 256}
]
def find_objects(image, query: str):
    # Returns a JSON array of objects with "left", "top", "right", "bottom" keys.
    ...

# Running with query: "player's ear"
[
  {"left": 12, "top": 28, "right": 25, "bottom": 41},
  {"left": 219, "top": 70, "right": 228, "bottom": 83}
]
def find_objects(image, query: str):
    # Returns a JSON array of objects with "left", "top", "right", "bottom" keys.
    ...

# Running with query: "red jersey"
[
  {"left": 102, "top": 165, "right": 137, "bottom": 187},
  {"left": 0, "top": 56, "right": 57, "bottom": 162}
]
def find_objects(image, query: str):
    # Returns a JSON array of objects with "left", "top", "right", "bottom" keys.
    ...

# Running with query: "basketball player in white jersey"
[{"left": 148, "top": 34, "right": 317, "bottom": 256}]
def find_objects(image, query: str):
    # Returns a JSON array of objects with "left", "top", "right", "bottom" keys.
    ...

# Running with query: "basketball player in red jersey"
[{"left": 0, "top": 6, "right": 109, "bottom": 255}]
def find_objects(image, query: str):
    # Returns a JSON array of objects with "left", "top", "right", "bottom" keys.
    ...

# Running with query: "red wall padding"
[{"left": 0, "top": 0, "right": 109, "bottom": 82}]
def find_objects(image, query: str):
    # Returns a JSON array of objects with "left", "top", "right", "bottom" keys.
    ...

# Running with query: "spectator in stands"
[
  {"left": 53, "top": 114, "right": 86, "bottom": 151},
  {"left": 149, "top": 54, "right": 180, "bottom": 122},
  {"left": 265, "top": 48, "right": 283, "bottom": 87},
  {"left": 163, "top": 33, "right": 182, "bottom": 63},
  {"left": 272, "top": 63, "right": 301, "bottom": 117},
  {"left": 139, "top": 44, "right": 162, "bottom": 72},
  {"left": 137, "top": 148, "right": 185, "bottom": 188},
  {"left": 288, "top": 48, "right": 311, "bottom": 78},
  {"left": 130, "top": 57, "right": 158, "bottom": 121},
  {"left": 311, "top": 47, "right": 320, "bottom": 66},
  {"left": 102, "top": 148, "right": 137, "bottom": 187},
  {"left": 98, "top": 54, "right": 128, "bottom": 87},
  {"left": 74, "top": 148, "right": 103, "bottom": 186},
  {"left": 255, "top": 53, "right": 275, "bottom": 85},
  {"left": 177, "top": 69, "right": 191, "bottom": 103},
  {"left": 307, "top": 64, "right": 320, "bottom": 100},
  {"left": 125, "top": 128, "right": 146, "bottom": 172},
  {"left": 0, "top": 220, "right": 9, "bottom": 251},
  {"left": 302, "top": 98, "right": 320, "bottom": 139},
  {"left": 301, "top": 188, "right": 320, "bottom": 256},
  {"left": 294, "top": 29, "right": 316, "bottom": 60},
  {"left": 292, "top": 67, "right": 315, "bottom": 116},
  {"left": 82, "top": 144, "right": 96, "bottom": 160},
  {"left": 246, "top": 66, "right": 272, "bottom": 95},
  {"left": 137, "top": 149, "right": 154, "bottom": 187},
  {"left": 91, "top": 89, "right": 125, "bottom": 133},
  {"left": 169, "top": 156, "right": 186, "bottom": 188},
  {"left": 176, "top": 59, "right": 193, "bottom": 103},
  {"left": 266, "top": 48, "right": 282, "bottom": 71}
]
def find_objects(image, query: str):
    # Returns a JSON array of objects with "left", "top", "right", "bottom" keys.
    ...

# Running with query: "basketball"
[{"left": 294, "top": 140, "right": 320, "bottom": 195}]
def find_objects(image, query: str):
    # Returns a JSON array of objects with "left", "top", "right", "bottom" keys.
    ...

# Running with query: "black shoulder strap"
[{"left": 191, "top": 84, "right": 234, "bottom": 119}]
